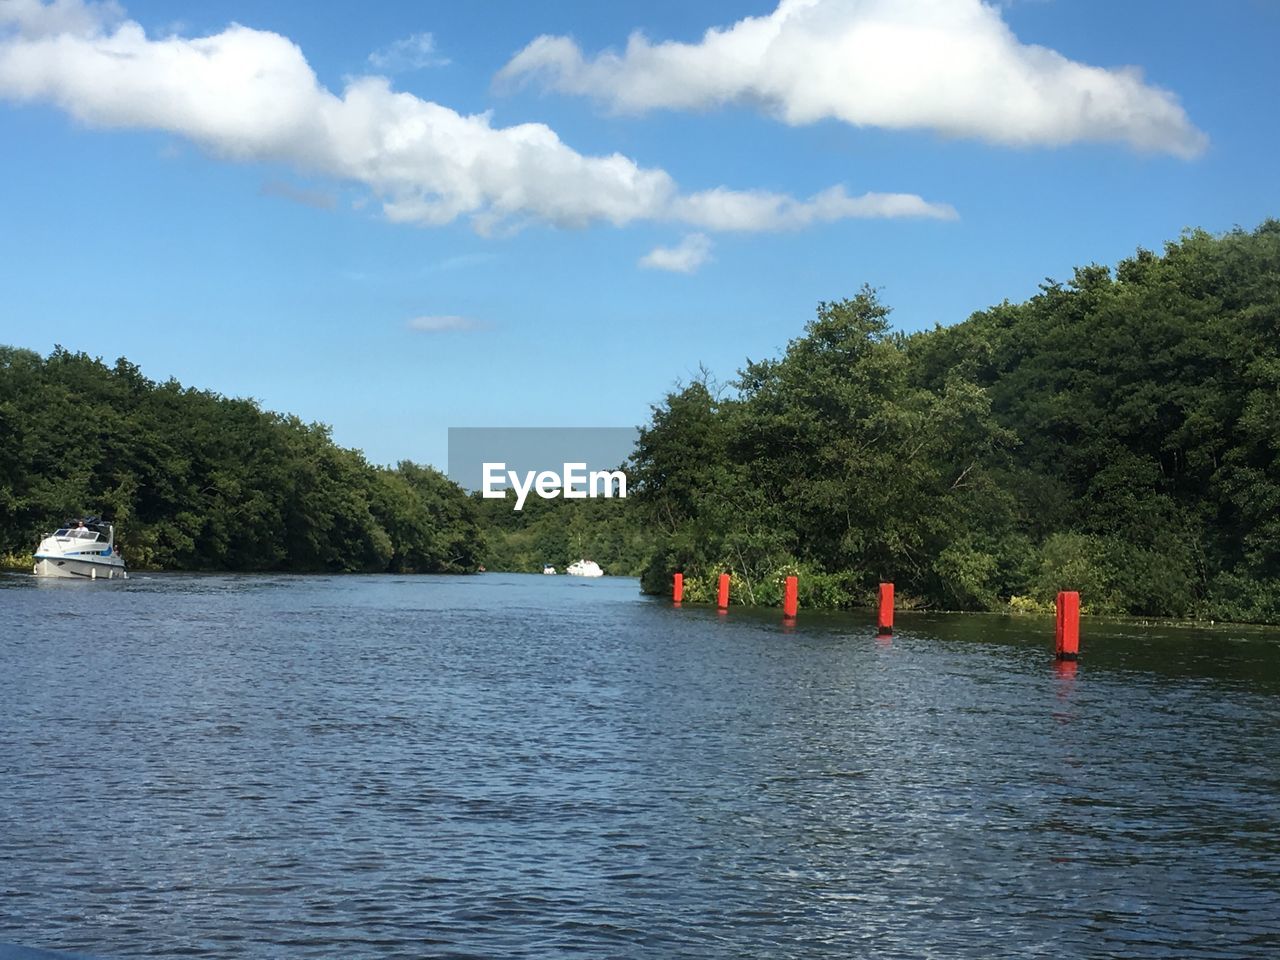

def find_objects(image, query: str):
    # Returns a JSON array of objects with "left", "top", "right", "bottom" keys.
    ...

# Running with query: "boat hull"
[{"left": 34, "top": 555, "right": 128, "bottom": 580}]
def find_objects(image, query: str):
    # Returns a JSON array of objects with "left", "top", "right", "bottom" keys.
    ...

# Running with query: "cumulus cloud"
[
  {"left": 368, "top": 31, "right": 448, "bottom": 72},
  {"left": 497, "top": 0, "right": 1207, "bottom": 157},
  {"left": 406, "top": 315, "right": 484, "bottom": 333},
  {"left": 0, "top": 0, "right": 120, "bottom": 37},
  {"left": 640, "top": 233, "right": 713, "bottom": 273},
  {"left": 0, "top": 0, "right": 957, "bottom": 235}
]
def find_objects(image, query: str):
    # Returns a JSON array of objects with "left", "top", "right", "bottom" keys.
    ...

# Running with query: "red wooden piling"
[
  {"left": 717, "top": 573, "right": 731, "bottom": 610},
  {"left": 673, "top": 572, "right": 684, "bottom": 604},
  {"left": 877, "top": 582, "right": 894, "bottom": 635},
  {"left": 1056, "top": 591, "right": 1080, "bottom": 660},
  {"left": 783, "top": 575, "right": 798, "bottom": 619}
]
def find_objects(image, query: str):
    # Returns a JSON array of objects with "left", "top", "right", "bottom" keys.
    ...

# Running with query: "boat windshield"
[{"left": 55, "top": 528, "right": 69, "bottom": 536}]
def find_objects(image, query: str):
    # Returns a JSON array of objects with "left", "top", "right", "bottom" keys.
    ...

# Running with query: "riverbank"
[
  {"left": 665, "top": 595, "right": 1280, "bottom": 633},
  {"left": 8, "top": 553, "right": 1278, "bottom": 631}
]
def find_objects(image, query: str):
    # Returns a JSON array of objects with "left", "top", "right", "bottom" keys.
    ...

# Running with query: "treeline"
[
  {"left": 631, "top": 222, "right": 1280, "bottom": 624},
  {"left": 473, "top": 492, "right": 651, "bottom": 576},
  {"left": 0, "top": 347, "right": 484, "bottom": 572}
]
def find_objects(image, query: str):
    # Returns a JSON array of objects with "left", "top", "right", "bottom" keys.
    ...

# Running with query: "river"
[{"left": 2, "top": 572, "right": 1278, "bottom": 958}]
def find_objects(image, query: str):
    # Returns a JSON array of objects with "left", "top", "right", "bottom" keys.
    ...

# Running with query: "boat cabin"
[{"left": 53, "top": 517, "right": 115, "bottom": 545}]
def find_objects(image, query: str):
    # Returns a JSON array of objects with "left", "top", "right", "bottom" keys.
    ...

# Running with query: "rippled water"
[{"left": 2, "top": 572, "right": 1279, "bottom": 958}]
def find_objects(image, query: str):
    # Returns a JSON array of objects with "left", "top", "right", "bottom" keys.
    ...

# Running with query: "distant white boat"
[
  {"left": 34, "top": 517, "right": 128, "bottom": 580},
  {"left": 542, "top": 564, "right": 557, "bottom": 575},
  {"left": 566, "top": 559, "right": 604, "bottom": 578}
]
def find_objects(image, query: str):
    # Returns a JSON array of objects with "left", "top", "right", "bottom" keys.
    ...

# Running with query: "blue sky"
[{"left": 1, "top": 0, "right": 1277, "bottom": 468}]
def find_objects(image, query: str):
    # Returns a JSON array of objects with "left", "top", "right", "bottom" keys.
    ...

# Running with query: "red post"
[
  {"left": 1056, "top": 590, "right": 1080, "bottom": 660},
  {"left": 783, "top": 575, "right": 798, "bottom": 619},
  {"left": 673, "top": 572, "right": 683, "bottom": 604},
  {"left": 877, "top": 582, "right": 894, "bottom": 635},
  {"left": 717, "top": 573, "right": 731, "bottom": 610}
]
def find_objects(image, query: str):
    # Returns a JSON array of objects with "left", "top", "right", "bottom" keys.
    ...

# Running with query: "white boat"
[
  {"left": 542, "top": 564, "right": 557, "bottom": 575},
  {"left": 566, "top": 559, "right": 604, "bottom": 578},
  {"left": 34, "top": 517, "right": 128, "bottom": 580}
]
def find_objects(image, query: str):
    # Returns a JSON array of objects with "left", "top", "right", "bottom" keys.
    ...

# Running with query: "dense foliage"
[
  {"left": 632, "top": 222, "right": 1280, "bottom": 623},
  {"left": 0, "top": 348, "right": 484, "bottom": 572},
  {"left": 473, "top": 492, "right": 651, "bottom": 576}
]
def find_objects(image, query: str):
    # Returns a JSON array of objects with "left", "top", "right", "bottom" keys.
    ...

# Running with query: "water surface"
[{"left": 2, "top": 572, "right": 1278, "bottom": 958}]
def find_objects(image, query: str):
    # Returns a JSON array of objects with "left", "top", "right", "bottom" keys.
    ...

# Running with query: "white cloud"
[
  {"left": 406, "top": 315, "right": 484, "bottom": 333},
  {"left": 0, "top": 0, "right": 120, "bottom": 38},
  {"left": 640, "top": 233, "right": 713, "bottom": 273},
  {"left": 368, "top": 31, "right": 448, "bottom": 72},
  {"left": 0, "top": 0, "right": 957, "bottom": 234},
  {"left": 673, "top": 185, "right": 955, "bottom": 232},
  {"left": 497, "top": 0, "right": 1207, "bottom": 158}
]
